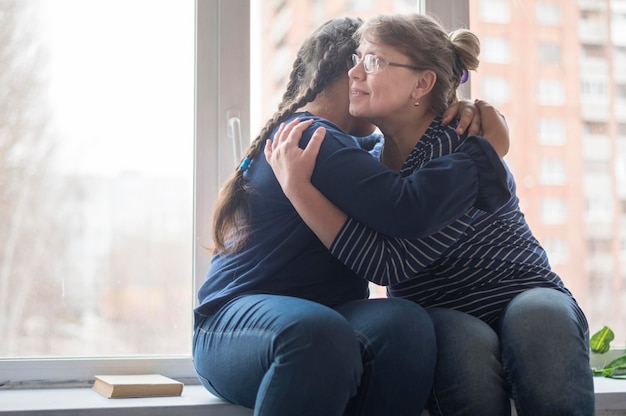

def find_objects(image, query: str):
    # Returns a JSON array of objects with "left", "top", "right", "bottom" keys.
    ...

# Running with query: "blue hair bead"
[{"left": 239, "top": 157, "right": 251, "bottom": 172}]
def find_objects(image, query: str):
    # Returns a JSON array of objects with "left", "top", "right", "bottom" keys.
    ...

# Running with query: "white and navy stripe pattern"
[{"left": 330, "top": 117, "right": 572, "bottom": 325}]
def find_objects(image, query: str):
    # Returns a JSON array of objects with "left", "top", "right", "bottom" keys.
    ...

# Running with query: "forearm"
[
  {"left": 283, "top": 181, "right": 347, "bottom": 248},
  {"left": 330, "top": 211, "right": 475, "bottom": 285}
]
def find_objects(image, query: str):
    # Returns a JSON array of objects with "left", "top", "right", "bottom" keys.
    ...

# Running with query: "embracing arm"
[
  {"left": 266, "top": 120, "right": 346, "bottom": 247},
  {"left": 267, "top": 116, "right": 509, "bottom": 239},
  {"left": 443, "top": 99, "right": 510, "bottom": 158},
  {"left": 266, "top": 119, "right": 476, "bottom": 284}
]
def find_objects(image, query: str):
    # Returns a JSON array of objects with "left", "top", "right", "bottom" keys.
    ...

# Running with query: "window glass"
[
  {"left": 0, "top": 0, "right": 194, "bottom": 358},
  {"left": 541, "top": 197, "right": 567, "bottom": 224},
  {"left": 539, "top": 157, "right": 566, "bottom": 185},
  {"left": 536, "top": 3, "right": 562, "bottom": 26},
  {"left": 471, "top": 0, "right": 626, "bottom": 337},
  {"left": 479, "top": 0, "right": 510, "bottom": 23},
  {"left": 481, "top": 37, "right": 510, "bottom": 63},
  {"left": 479, "top": 76, "right": 510, "bottom": 104},
  {"left": 537, "top": 118, "right": 565, "bottom": 144},
  {"left": 537, "top": 79, "right": 565, "bottom": 105},
  {"left": 537, "top": 42, "right": 561, "bottom": 64}
]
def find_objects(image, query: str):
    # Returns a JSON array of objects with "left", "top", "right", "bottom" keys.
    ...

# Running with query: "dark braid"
[{"left": 211, "top": 17, "right": 363, "bottom": 254}]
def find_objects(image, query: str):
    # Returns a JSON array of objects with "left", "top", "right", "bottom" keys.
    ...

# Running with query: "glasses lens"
[
  {"left": 351, "top": 54, "right": 359, "bottom": 68},
  {"left": 363, "top": 54, "right": 376, "bottom": 73}
]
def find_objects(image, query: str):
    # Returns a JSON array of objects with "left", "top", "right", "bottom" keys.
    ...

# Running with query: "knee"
[
  {"left": 371, "top": 299, "right": 435, "bottom": 342},
  {"left": 429, "top": 309, "right": 502, "bottom": 378},
  {"left": 502, "top": 288, "right": 586, "bottom": 340},
  {"left": 276, "top": 310, "right": 362, "bottom": 370}
]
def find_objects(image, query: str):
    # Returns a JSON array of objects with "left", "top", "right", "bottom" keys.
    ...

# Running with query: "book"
[{"left": 92, "top": 374, "right": 184, "bottom": 398}]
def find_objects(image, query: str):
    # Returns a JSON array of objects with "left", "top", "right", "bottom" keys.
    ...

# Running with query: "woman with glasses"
[
  {"left": 266, "top": 13, "right": 594, "bottom": 416},
  {"left": 193, "top": 16, "right": 510, "bottom": 416}
]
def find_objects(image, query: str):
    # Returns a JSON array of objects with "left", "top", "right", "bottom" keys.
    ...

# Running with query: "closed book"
[{"left": 92, "top": 374, "right": 184, "bottom": 398}]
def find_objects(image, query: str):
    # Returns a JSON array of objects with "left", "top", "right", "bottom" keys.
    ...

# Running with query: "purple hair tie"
[{"left": 460, "top": 69, "right": 469, "bottom": 84}]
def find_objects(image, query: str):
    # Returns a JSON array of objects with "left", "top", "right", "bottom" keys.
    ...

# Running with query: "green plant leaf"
[
  {"left": 590, "top": 326, "right": 614, "bottom": 354},
  {"left": 594, "top": 355, "right": 626, "bottom": 378}
]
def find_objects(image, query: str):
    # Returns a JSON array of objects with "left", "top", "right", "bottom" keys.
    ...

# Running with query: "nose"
[{"left": 348, "top": 60, "right": 364, "bottom": 80}]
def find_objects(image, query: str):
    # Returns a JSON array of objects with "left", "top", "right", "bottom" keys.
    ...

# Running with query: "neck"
[{"left": 379, "top": 108, "right": 437, "bottom": 171}]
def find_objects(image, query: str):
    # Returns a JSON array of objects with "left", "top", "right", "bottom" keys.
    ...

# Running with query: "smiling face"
[{"left": 348, "top": 39, "right": 425, "bottom": 125}]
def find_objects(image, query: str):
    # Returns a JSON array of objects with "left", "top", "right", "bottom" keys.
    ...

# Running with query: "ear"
[{"left": 412, "top": 70, "right": 437, "bottom": 101}]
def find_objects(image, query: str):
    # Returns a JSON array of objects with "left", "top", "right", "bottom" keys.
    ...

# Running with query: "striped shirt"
[{"left": 329, "top": 117, "right": 573, "bottom": 325}]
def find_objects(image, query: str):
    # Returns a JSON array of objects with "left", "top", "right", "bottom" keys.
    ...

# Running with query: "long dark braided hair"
[{"left": 211, "top": 17, "right": 364, "bottom": 254}]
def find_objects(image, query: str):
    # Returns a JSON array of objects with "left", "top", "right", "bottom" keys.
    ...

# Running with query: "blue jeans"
[
  {"left": 193, "top": 294, "right": 436, "bottom": 416},
  {"left": 426, "top": 288, "right": 594, "bottom": 416}
]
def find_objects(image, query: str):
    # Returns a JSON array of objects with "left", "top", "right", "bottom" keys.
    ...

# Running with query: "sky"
[{"left": 36, "top": 0, "right": 195, "bottom": 177}]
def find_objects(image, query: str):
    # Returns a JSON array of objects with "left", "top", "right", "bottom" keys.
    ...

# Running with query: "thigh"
[
  {"left": 427, "top": 308, "right": 511, "bottom": 416},
  {"left": 193, "top": 294, "right": 362, "bottom": 411},
  {"left": 500, "top": 288, "right": 594, "bottom": 416},
  {"left": 334, "top": 298, "right": 437, "bottom": 416}
]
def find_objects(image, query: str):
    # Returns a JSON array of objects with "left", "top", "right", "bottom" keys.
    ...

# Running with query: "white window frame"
[
  {"left": 0, "top": 0, "right": 464, "bottom": 389},
  {"left": 0, "top": 0, "right": 250, "bottom": 388}
]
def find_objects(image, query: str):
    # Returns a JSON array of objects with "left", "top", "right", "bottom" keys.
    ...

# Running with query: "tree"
[{"left": 0, "top": 0, "right": 65, "bottom": 356}]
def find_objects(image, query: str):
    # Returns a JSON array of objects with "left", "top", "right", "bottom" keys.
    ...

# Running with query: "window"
[
  {"left": 0, "top": 0, "right": 194, "bottom": 360},
  {"left": 541, "top": 197, "right": 567, "bottom": 224},
  {"left": 543, "top": 238, "right": 569, "bottom": 265},
  {"left": 479, "top": 0, "right": 510, "bottom": 23},
  {"left": 482, "top": 37, "right": 510, "bottom": 63},
  {"left": 1, "top": 0, "right": 240, "bottom": 386},
  {"left": 6, "top": 0, "right": 626, "bottom": 389},
  {"left": 539, "top": 157, "right": 566, "bottom": 185},
  {"left": 537, "top": 79, "right": 565, "bottom": 105},
  {"left": 537, "top": 42, "right": 561, "bottom": 64},
  {"left": 480, "top": 76, "right": 510, "bottom": 104},
  {"left": 581, "top": 77, "right": 609, "bottom": 99},
  {"left": 585, "top": 196, "right": 613, "bottom": 222},
  {"left": 536, "top": 3, "right": 562, "bottom": 26},
  {"left": 538, "top": 118, "right": 565, "bottom": 145}
]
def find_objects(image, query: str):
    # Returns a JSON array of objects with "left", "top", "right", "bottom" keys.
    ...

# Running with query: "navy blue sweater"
[{"left": 195, "top": 113, "right": 510, "bottom": 318}]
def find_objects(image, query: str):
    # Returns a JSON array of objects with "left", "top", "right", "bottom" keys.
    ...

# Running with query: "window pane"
[
  {"left": 251, "top": 0, "right": 421, "bottom": 136},
  {"left": 470, "top": 0, "right": 626, "bottom": 337},
  {"left": 0, "top": 0, "right": 194, "bottom": 357}
]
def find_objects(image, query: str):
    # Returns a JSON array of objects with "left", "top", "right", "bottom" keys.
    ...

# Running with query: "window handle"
[{"left": 227, "top": 109, "right": 243, "bottom": 165}]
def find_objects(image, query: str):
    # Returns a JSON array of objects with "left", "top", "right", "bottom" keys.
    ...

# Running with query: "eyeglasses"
[{"left": 351, "top": 53, "right": 426, "bottom": 74}]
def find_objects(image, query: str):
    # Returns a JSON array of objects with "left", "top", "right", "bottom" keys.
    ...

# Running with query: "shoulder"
[
  {"left": 298, "top": 114, "right": 363, "bottom": 149},
  {"left": 421, "top": 116, "right": 464, "bottom": 153}
]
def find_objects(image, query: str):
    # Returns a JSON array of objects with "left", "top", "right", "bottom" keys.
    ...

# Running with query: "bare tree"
[{"left": 0, "top": 0, "right": 65, "bottom": 356}]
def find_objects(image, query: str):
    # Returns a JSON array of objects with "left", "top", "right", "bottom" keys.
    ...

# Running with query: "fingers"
[
  {"left": 302, "top": 126, "right": 326, "bottom": 160},
  {"left": 464, "top": 107, "right": 482, "bottom": 136},
  {"left": 266, "top": 118, "right": 315, "bottom": 158},
  {"left": 441, "top": 101, "right": 460, "bottom": 125},
  {"left": 473, "top": 99, "right": 510, "bottom": 157},
  {"left": 474, "top": 99, "right": 508, "bottom": 133},
  {"left": 274, "top": 118, "right": 314, "bottom": 146},
  {"left": 455, "top": 105, "right": 478, "bottom": 135}
]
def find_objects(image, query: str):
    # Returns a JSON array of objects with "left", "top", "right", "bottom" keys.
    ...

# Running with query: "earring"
[{"left": 414, "top": 101, "right": 420, "bottom": 107}]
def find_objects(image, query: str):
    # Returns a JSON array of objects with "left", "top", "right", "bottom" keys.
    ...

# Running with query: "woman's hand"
[
  {"left": 474, "top": 99, "right": 509, "bottom": 158},
  {"left": 442, "top": 99, "right": 509, "bottom": 158},
  {"left": 442, "top": 99, "right": 481, "bottom": 137},
  {"left": 264, "top": 118, "right": 326, "bottom": 196},
  {"left": 264, "top": 117, "right": 346, "bottom": 248}
]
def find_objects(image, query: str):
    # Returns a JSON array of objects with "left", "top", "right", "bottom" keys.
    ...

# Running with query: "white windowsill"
[
  {"left": 0, "top": 384, "right": 253, "bottom": 416},
  {"left": 1, "top": 378, "right": 625, "bottom": 416}
]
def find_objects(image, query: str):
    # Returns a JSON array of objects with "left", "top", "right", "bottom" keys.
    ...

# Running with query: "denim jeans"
[
  {"left": 426, "top": 288, "right": 595, "bottom": 416},
  {"left": 193, "top": 294, "right": 436, "bottom": 416}
]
